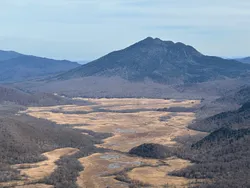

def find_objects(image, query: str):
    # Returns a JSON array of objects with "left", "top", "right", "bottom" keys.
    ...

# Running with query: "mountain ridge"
[
  {"left": 57, "top": 37, "right": 250, "bottom": 84},
  {"left": 0, "top": 50, "right": 23, "bottom": 61},
  {"left": 189, "top": 101, "right": 250, "bottom": 132},
  {"left": 0, "top": 51, "right": 80, "bottom": 83},
  {"left": 236, "top": 57, "right": 250, "bottom": 64}
]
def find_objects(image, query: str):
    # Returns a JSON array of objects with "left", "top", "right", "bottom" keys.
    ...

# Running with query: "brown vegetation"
[{"left": 23, "top": 98, "right": 201, "bottom": 187}]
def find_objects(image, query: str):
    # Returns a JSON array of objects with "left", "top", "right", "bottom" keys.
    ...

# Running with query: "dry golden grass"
[
  {"left": 16, "top": 148, "right": 79, "bottom": 180},
  {"left": 0, "top": 148, "right": 78, "bottom": 188},
  {"left": 25, "top": 105, "right": 93, "bottom": 112},
  {"left": 88, "top": 98, "right": 199, "bottom": 111},
  {"left": 77, "top": 152, "right": 165, "bottom": 188},
  {"left": 71, "top": 98, "right": 199, "bottom": 111},
  {"left": 93, "top": 111, "right": 200, "bottom": 152},
  {"left": 24, "top": 106, "right": 199, "bottom": 152},
  {"left": 20, "top": 98, "right": 202, "bottom": 188},
  {"left": 127, "top": 157, "right": 193, "bottom": 187},
  {"left": 77, "top": 152, "right": 195, "bottom": 188},
  {"left": 24, "top": 110, "right": 199, "bottom": 152}
]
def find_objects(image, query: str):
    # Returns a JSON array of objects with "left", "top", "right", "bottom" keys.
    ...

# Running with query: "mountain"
[
  {"left": 57, "top": 37, "right": 250, "bottom": 84},
  {"left": 0, "top": 50, "right": 23, "bottom": 61},
  {"left": 236, "top": 57, "right": 250, "bottom": 64},
  {"left": 189, "top": 102, "right": 250, "bottom": 132},
  {"left": 0, "top": 52, "right": 80, "bottom": 83}
]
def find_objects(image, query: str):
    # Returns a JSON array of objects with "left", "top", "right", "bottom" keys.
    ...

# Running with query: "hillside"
[
  {"left": 0, "top": 85, "right": 77, "bottom": 106},
  {"left": 57, "top": 37, "right": 250, "bottom": 84},
  {"left": 174, "top": 128, "right": 250, "bottom": 188},
  {"left": 129, "top": 143, "right": 172, "bottom": 159},
  {"left": 216, "top": 85, "right": 250, "bottom": 105},
  {"left": 0, "top": 85, "right": 108, "bottom": 187},
  {"left": 173, "top": 102, "right": 250, "bottom": 187},
  {"left": 0, "top": 50, "right": 22, "bottom": 61},
  {"left": 0, "top": 52, "right": 79, "bottom": 83},
  {"left": 0, "top": 112, "right": 110, "bottom": 187},
  {"left": 236, "top": 57, "right": 250, "bottom": 64},
  {"left": 192, "top": 127, "right": 250, "bottom": 149},
  {"left": 189, "top": 102, "right": 250, "bottom": 132},
  {"left": 0, "top": 115, "right": 100, "bottom": 165}
]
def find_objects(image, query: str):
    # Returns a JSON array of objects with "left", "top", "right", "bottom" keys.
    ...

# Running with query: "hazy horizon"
[{"left": 1, "top": 0, "right": 250, "bottom": 61}]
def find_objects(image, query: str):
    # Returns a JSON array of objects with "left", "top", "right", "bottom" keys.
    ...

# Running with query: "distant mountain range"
[
  {"left": 3, "top": 37, "right": 250, "bottom": 98},
  {"left": 236, "top": 57, "right": 250, "bottom": 64},
  {"left": 58, "top": 37, "right": 250, "bottom": 84},
  {"left": 0, "top": 50, "right": 79, "bottom": 83}
]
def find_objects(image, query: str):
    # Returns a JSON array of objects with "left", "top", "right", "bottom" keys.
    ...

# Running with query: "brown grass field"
[
  {"left": 0, "top": 148, "right": 78, "bottom": 188},
  {"left": 127, "top": 158, "right": 193, "bottom": 187},
  {"left": 15, "top": 98, "right": 205, "bottom": 187}
]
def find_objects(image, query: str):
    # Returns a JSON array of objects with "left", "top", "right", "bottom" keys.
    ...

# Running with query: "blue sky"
[{"left": 0, "top": 0, "right": 249, "bottom": 61}]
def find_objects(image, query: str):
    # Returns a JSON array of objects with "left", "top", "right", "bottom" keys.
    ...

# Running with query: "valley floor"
[{"left": 2, "top": 98, "right": 207, "bottom": 188}]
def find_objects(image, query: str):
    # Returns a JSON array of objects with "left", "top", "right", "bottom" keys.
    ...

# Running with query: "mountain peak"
[
  {"left": 129, "top": 37, "right": 202, "bottom": 59},
  {"left": 143, "top": 36, "right": 165, "bottom": 42},
  {"left": 134, "top": 37, "right": 199, "bottom": 52},
  {"left": 138, "top": 37, "right": 174, "bottom": 46},
  {"left": 57, "top": 37, "right": 250, "bottom": 84}
]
